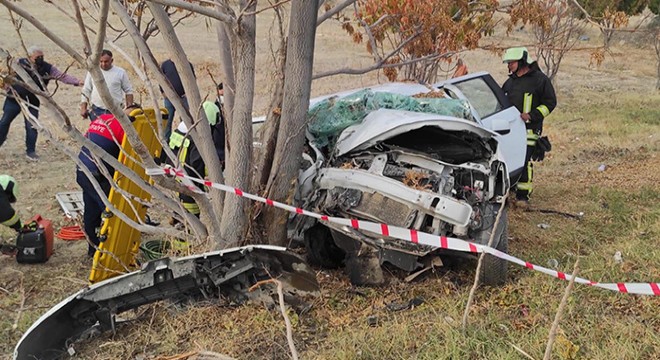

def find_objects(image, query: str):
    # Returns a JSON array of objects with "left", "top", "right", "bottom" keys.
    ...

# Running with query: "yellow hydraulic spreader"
[{"left": 89, "top": 108, "right": 167, "bottom": 283}]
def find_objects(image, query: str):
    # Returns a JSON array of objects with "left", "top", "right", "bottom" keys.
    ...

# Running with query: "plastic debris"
[
  {"left": 547, "top": 259, "right": 559, "bottom": 269},
  {"left": 537, "top": 223, "right": 551, "bottom": 229},
  {"left": 598, "top": 164, "right": 607, "bottom": 172},
  {"left": 614, "top": 251, "right": 623, "bottom": 263}
]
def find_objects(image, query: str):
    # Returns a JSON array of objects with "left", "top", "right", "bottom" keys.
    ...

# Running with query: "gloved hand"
[
  {"left": 531, "top": 136, "right": 552, "bottom": 161},
  {"left": 21, "top": 220, "right": 38, "bottom": 233}
]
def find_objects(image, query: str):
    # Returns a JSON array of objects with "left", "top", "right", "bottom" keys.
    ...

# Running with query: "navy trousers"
[
  {"left": 0, "top": 97, "right": 39, "bottom": 154},
  {"left": 163, "top": 96, "right": 189, "bottom": 141},
  {"left": 76, "top": 170, "right": 111, "bottom": 256}
]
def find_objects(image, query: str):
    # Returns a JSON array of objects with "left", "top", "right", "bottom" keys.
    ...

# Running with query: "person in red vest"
[{"left": 76, "top": 105, "right": 139, "bottom": 257}]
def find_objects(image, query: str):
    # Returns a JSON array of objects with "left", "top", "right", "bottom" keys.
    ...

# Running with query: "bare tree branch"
[
  {"left": 69, "top": 0, "right": 92, "bottom": 55},
  {"left": 146, "top": 2, "right": 227, "bottom": 243},
  {"left": 316, "top": 0, "right": 355, "bottom": 26},
  {"left": 92, "top": 0, "right": 110, "bottom": 62},
  {"left": 145, "top": 0, "right": 236, "bottom": 24},
  {"left": 543, "top": 258, "right": 579, "bottom": 360},
  {"left": 462, "top": 197, "right": 508, "bottom": 330},
  {"left": 0, "top": 0, "right": 85, "bottom": 63},
  {"left": 245, "top": 0, "right": 291, "bottom": 17},
  {"left": 313, "top": 49, "right": 452, "bottom": 79}
]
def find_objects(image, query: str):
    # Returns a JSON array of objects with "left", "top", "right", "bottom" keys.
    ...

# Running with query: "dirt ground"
[{"left": 0, "top": 1, "right": 659, "bottom": 358}]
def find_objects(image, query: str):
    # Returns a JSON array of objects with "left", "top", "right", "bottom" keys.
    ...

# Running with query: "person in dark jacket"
[
  {"left": 213, "top": 83, "right": 226, "bottom": 165},
  {"left": 77, "top": 105, "right": 138, "bottom": 257},
  {"left": 0, "top": 175, "right": 21, "bottom": 232},
  {"left": 501, "top": 47, "right": 557, "bottom": 207},
  {"left": 161, "top": 59, "right": 196, "bottom": 141},
  {"left": 0, "top": 46, "right": 83, "bottom": 161},
  {"left": 168, "top": 101, "right": 222, "bottom": 218}
]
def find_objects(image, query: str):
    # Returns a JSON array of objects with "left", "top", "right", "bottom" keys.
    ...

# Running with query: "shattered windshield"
[{"left": 307, "top": 90, "right": 473, "bottom": 148}]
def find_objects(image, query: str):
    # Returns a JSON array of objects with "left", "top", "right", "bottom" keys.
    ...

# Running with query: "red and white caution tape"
[{"left": 146, "top": 166, "right": 660, "bottom": 296}]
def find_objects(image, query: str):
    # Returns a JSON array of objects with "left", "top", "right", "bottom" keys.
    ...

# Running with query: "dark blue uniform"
[{"left": 76, "top": 114, "right": 125, "bottom": 256}]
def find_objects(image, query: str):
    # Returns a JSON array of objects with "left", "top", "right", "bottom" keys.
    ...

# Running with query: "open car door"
[{"left": 434, "top": 72, "right": 526, "bottom": 183}]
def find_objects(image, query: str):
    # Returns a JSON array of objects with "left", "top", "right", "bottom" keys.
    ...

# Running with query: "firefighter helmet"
[
  {"left": 502, "top": 47, "right": 534, "bottom": 64},
  {"left": 203, "top": 101, "right": 220, "bottom": 126},
  {"left": 0, "top": 175, "right": 18, "bottom": 203}
]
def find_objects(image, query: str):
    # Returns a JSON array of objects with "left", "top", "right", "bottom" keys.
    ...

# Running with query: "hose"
[
  {"left": 56, "top": 226, "right": 86, "bottom": 241},
  {"left": 140, "top": 239, "right": 170, "bottom": 261},
  {"left": 139, "top": 239, "right": 190, "bottom": 261}
]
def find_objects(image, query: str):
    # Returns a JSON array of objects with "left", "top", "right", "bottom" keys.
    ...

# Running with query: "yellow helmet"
[
  {"left": 502, "top": 47, "right": 534, "bottom": 64},
  {"left": 203, "top": 101, "right": 220, "bottom": 126},
  {"left": 0, "top": 174, "right": 18, "bottom": 202}
]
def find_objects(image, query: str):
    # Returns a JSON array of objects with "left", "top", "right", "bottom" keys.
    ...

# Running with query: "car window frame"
[{"left": 449, "top": 76, "right": 506, "bottom": 120}]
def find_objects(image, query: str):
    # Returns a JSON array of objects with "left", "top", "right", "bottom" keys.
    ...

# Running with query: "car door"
[{"left": 433, "top": 72, "right": 526, "bottom": 182}]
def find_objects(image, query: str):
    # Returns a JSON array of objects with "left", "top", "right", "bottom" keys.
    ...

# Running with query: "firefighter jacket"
[
  {"left": 168, "top": 121, "right": 224, "bottom": 183},
  {"left": 502, "top": 64, "right": 556, "bottom": 132},
  {"left": 78, "top": 113, "right": 126, "bottom": 177}
]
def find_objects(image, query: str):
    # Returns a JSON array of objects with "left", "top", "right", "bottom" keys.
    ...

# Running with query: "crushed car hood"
[{"left": 334, "top": 109, "right": 498, "bottom": 157}]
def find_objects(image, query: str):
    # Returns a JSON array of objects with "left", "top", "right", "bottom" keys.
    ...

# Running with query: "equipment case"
[{"left": 16, "top": 215, "right": 54, "bottom": 264}]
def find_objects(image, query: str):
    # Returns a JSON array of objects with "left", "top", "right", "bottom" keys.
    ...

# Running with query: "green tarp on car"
[{"left": 307, "top": 90, "right": 473, "bottom": 147}]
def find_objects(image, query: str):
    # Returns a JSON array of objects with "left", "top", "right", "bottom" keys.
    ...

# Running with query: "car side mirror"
[{"left": 491, "top": 118, "right": 511, "bottom": 135}]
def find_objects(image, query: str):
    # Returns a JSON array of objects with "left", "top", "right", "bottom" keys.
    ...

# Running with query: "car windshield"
[{"left": 452, "top": 77, "right": 503, "bottom": 120}]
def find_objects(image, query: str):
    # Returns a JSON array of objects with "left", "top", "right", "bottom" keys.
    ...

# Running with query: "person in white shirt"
[{"left": 79, "top": 49, "right": 134, "bottom": 120}]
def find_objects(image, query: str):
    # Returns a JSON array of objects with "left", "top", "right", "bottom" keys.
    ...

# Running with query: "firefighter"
[
  {"left": 77, "top": 105, "right": 139, "bottom": 257},
  {"left": 501, "top": 47, "right": 557, "bottom": 207},
  {"left": 0, "top": 175, "right": 21, "bottom": 232},
  {"left": 168, "top": 101, "right": 222, "bottom": 219}
]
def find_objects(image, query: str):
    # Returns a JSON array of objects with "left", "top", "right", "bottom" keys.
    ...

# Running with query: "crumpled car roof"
[{"left": 334, "top": 108, "right": 498, "bottom": 156}]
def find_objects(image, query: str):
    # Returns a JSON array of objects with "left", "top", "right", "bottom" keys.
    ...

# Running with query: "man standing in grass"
[
  {"left": 80, "top": 49, "right": 134, "bottom": 121},
  {"left": 502, "top": 47, "right": 556, "bottom": 208},
  {"left": 0, "top": 46, "right": 83, "bottom": 161}
]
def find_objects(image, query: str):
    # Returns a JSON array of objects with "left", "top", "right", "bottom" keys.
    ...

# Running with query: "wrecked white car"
[{"left": 292, "top": 72, "right": 526, "bottom": 286}]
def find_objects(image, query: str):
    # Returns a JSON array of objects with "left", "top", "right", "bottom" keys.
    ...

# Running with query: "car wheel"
[
  {"left": 478, "top": 205, "right": 509, "bottom": 286},
  {"left": 304, "top": 223, "right": 346, "bottom": 268}
]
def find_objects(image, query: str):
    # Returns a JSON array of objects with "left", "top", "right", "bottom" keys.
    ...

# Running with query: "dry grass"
[{"left": 1, "top": 2, "right": 660, "bottom": 359}]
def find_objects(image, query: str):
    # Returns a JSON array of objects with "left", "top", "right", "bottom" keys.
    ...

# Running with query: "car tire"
[
  {"left": 304, "top": 223, "right": 346, "bottom": 268},
  {"left": 478, "top": 205, "right": 509, "bottom": 286}
]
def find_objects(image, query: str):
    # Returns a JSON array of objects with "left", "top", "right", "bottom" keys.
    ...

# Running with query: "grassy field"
[
  {"left": 2, "top": 85, "right": 657, "bottom": 360},
  {"left": 95, "top": 96, "right": 660, "bottom": 360},
  {"left": 1, "top": 2, "right": 659, "bottom": 359}
]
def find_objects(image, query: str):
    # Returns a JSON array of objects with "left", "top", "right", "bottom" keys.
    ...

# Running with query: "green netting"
[{"left": 307, "top": 89, "right": 472, "bottom": 147}]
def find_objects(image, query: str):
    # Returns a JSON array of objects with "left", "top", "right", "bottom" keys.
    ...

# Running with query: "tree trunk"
[
  {"left": 220, "top": 0, "right": 257, "bottom": 246},
  {"left": 263, "top": 0, "right": 319, "bottom": 246},
  {"left": 147, "top": 3, "right": 227, "bottom": 246},
  {"left": 653, "top": 29, "right": 660, "bottom": 90},
  {"left": 254, "top": 12, "right": 287, "bottom": 192},
  {"left": 215, "top": 17, "right": 236, "bottom": 163}
]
